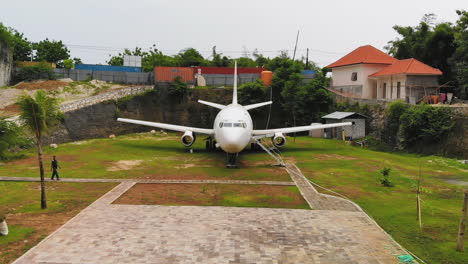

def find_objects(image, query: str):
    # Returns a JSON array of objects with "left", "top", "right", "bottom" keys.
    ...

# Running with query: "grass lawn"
[
  {"left": 0, "top": 133, "right": 291, "bottom": 182},
  {"left": 0, "top": 181, "right": 117, "bottom": 264},
  {"left": 282, "top": 137, "right": 467, "bottom": 264},
  {"left": 114, "top": 183, "right": 309, "bottom": 209}
]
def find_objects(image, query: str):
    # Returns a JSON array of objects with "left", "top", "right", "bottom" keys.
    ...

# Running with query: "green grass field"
[
  {"left": 282, "top": 137, "right": 467, "bottom": 264},
  {"left": 0, "top": 133, "right": 467, "bottom": 263},
  {"left": 0, "top": 133, "right": 291, "bottom": 181}
]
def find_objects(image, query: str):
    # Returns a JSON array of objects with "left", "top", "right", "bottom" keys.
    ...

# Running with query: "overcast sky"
[{"left": 1, "top": 0, "right": 466, "bottom": 67}]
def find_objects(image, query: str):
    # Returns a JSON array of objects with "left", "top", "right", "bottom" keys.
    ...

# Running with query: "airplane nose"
[{"left": 220, "top": 131, "right": 247, "bottom": 153}]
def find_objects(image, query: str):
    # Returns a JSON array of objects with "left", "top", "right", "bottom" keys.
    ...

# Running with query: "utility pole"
[
  {"left": 292, "top": 30, "right": 299, "bottom": 60},
  {"left": 456, "top": 190, "right": 468, "bottom": 252},
  {"left": 306, "top": 48, "right": 309, "bottom": 69}
]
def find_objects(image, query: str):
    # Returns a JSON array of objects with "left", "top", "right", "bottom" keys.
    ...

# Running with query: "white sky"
[{"left": 1, "top": 0, "right": 466, "bottom": 67}]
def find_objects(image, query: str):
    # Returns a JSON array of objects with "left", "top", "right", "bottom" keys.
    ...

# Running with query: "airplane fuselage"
[{"left": 213, "top": 104, "right": 253, "bottom": 153}]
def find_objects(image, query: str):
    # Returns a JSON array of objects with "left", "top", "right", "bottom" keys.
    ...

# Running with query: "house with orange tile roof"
[{"left": 326, "top": 45, "right": 442, "bottom": 103}]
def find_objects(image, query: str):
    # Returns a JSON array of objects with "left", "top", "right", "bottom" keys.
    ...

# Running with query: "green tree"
[
  {"left": 452, "top": 10, "right": 468, "bottom": 99},
  {"left": 239, "top": 79, "right": 267, "bottom": 106},
  {"left": 175, "top": 48, "right": 206, "bottom": 67},
  {"left": 17, "top": 90, "right": 63, "bottom": 209},
  {"left": 385, "top": 14, "right": 457, "bottom": 84},
  {"left": 63, "top": 59, "right": 74, "bottom": 69},
  {"left": 33, "top": 38, "right": 70, "bottom": 66},
  {"left": 232, "top": 57, "right": 257, "bottom": 68},
  {"left": 0, "top": 23, "right": 32, "bottom": 61}
]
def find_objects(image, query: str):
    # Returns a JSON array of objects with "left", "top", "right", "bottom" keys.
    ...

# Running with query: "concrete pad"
[{"left": 14, "top": 183, "right": 406, "bottom": 264}]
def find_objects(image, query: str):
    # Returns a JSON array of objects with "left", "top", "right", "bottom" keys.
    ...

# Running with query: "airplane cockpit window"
[{"left": 220, "top": 122, "right": 246, "bottom": 128}]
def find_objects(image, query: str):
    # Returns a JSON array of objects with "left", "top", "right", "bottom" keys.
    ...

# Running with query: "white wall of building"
[
  {"left": 331, "top": 64, "right": 388, "bottom": 99},
  {"left": 375, "top": 74, "right": 407, "bottom": 99}
]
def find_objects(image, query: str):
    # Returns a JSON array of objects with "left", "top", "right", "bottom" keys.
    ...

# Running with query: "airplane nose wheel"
[{"left": 226, "top": 153, "right": 239, "bottom": 169}]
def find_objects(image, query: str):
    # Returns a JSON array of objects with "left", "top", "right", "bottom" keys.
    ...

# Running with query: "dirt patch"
[
  {"left": 15, "top": 80, "right": 70, "bottom": 91},
  {"left": 0, "top": 104, "right": 20, "bottom": 116},
  {"left": 114, "top": 183, "right": 309, "bottom": 209},
  {"left": 107, "top": 160, "right": 144, "bottom": 171},
  {"left": 314, "top": 154, "right": 357, "bottom": 160}
]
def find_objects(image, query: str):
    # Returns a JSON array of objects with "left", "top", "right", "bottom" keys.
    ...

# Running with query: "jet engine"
[
  {"left": 181, "top": 131, "right": 196, "bottom": 147},
  {"left": 272, "top": 133, "right": 286, "bottom": 148}
]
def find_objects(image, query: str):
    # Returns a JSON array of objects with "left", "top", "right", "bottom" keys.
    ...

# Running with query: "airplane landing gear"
[
  {"left": 205, "top": 138, "right": 216, "bottom": 151},
  {"left": 226, "top": 153, "right": 239, "bottom": 168}
]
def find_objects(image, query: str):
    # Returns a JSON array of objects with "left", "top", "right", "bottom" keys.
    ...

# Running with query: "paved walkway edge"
[{"left": 0, "top": 176, "right": 295, "bottom": 186}]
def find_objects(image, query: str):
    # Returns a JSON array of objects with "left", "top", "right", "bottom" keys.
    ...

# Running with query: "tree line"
[{"left": 385, "top": 10, "right": 468, "bottom": 99}]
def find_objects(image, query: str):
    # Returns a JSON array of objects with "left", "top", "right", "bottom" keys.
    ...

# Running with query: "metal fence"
[
  {"left": 53, "top": 69, "right": 154, "bottom": 85},
  {"left": 203, "top": 73, "right": 260, "bottom": 86}
]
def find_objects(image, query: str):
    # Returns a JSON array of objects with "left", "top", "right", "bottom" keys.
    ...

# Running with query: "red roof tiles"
[
  {"left": 326, "top": 45, "right": 397, "bottom": 68},
  {"left": 369, "top": 58, "right": 442, "bottom": 77}
]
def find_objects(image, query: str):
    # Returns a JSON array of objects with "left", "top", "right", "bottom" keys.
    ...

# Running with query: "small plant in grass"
[
  {"left": 379, "top": 167, "right": 393, "bottom": 187},
  {"left": 200, "top": 186, "right": 208, "bottom": 194}
]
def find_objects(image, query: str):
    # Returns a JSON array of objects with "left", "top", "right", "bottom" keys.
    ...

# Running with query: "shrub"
[
  {"left": 399, "top": 104, "right": 454, "bottom": 148},
  {"left": 384, "top": 100, "right": 409, "bottom": 146},
  {"left": 14, "top": 62, "right": 55, "bottom": 82},
  {"left": 379, "top": 167, "right": 393, "bottom": 187},
  {"left": 168, "top": 76, "right": 188, "bottom": 97},
  {"left": 0, "top": 118, "right": 27, "bottom": 160}
]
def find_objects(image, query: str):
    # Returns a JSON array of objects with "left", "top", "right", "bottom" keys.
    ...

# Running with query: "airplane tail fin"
[{"left": 232, "top": 61, "right": 238, "bottom": 105}]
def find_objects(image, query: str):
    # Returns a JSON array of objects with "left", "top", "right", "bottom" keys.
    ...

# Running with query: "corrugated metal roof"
[{"left": 322, "top": 112, "right": 367, "bottom": 119}]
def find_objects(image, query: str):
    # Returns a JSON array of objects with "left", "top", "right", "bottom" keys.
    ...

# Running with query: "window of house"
[{"left": 351, "top": 72, "right": 358, "bottom": 81}]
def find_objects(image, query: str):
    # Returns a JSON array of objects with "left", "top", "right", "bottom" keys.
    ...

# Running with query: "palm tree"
[{"left": 17, "top": 90, "right": 62, "bottom": 209}]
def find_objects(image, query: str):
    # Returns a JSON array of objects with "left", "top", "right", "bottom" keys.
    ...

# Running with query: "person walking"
[{"left": 50, "top": 156, "right": 61, "bottom": 181}]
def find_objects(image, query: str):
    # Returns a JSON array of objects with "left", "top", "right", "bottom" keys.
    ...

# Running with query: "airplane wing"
[
  {"left": 252, "top": 122, "right": 353, "bottom": 137},
  {"left": 117, "top": 118, "right": 214, "bottom": 135}
]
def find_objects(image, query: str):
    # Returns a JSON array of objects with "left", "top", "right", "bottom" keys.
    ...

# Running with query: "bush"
[
  {"left": 0, "top": 118, "right": 27, "bottom": 160},
  {"left": 14, "top": 62, "right": 55, "bottom": 82},
  {"left": 167, "top": 76, "right": 188, "bottom": 97},
  {"left": 379, "top": 167, "right": 393, "bottom": 187},
  {"left": 399, "top": 104, "right": 454, "bottom": 148},
  {"left": 384, "top": 100, "right": 409, "bottom": 146}
]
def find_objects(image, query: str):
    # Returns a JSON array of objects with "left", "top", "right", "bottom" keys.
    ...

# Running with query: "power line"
[{"left": 64, "top": 43, "right": 344, "bottom": 56}]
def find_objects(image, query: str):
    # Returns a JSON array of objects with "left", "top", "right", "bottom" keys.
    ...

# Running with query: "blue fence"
[{"left": 75, "top": 64, "right": 142, "bottom": 72}]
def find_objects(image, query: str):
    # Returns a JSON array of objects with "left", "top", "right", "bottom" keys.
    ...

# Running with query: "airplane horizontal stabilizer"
[
  {"left": 198, "top": 100, "right": 226, "bottom": 110},
  {"left": 244, "top": 101, "right": 272, "bottom": 111}
]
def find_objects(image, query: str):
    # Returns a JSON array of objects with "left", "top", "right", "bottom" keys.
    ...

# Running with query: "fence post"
[{"left": 457, "top": 190, "right": 468, "bottom": 252}]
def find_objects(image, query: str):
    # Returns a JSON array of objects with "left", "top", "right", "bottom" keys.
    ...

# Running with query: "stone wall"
[
  {"left": 0, "top": 40, "right": 13, "bottom": 86},
  {"left": 45, "top": 87, "right": 236, "bottom": 144}
]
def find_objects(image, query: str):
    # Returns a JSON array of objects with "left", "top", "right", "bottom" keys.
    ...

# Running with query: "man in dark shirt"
[{"left": 51, "top": 156, "right": 61, "bottom": 181}]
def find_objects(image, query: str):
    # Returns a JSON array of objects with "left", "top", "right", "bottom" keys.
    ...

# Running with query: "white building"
[{"left": 326, "top": 45, "right": 442, "bottom": 103}]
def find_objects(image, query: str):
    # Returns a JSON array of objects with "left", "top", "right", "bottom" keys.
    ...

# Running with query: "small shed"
[{"left": 321, "top": 112, "right": 367, "bottom": 140}]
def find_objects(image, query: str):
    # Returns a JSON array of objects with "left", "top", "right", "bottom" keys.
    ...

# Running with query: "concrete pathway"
[
  {"left": 0, "top": 176, "right": 295, "bottom": 186},
  {"left": 284, "top": 164, "right": 361, "bottom": 211},
  {"left": 13, "top": 182, "right": 409, "bottom": 264}
]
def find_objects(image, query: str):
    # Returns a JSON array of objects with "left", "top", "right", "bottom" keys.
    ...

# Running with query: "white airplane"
[{"left": 117, "top": 62, "right": 352, "bottom": 167}]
